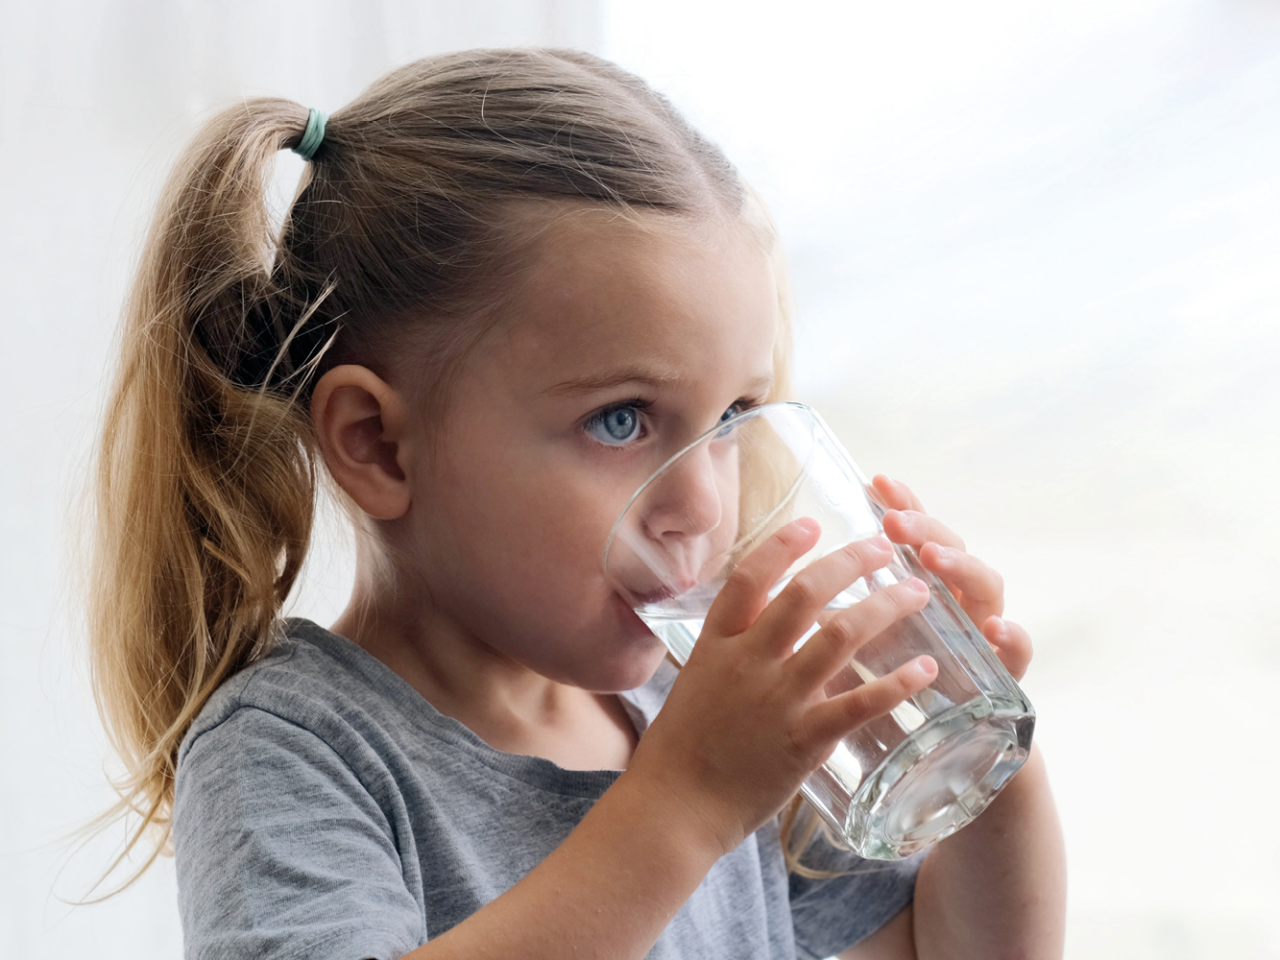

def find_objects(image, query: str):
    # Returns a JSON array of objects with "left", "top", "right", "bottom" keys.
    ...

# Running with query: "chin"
[
  {"left": 582, "top": 642, "right": 669, "bottom": 693},
  {"left": 574, "top": 598, "right": 668, "bottom": 692}
]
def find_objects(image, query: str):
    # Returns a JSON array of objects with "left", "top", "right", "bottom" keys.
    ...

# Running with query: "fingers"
[
  {"left": 750, "top": 535, "right": 897, "bottom": 655},
  {"left": 871, "top": 474, "right": 925, "bottom": 513},
  {"left": 786, "top": 577, "right": 930, "bottom": 689},
  {"left": 875, "top": 477, "right": 1008, "bottom": 628},
  {"left": 983, "top": 616, "right": 1034, "bottom": 681},
  {"left": 705, "top": 518, "right": 821, "bottom": 637},
  {"left": 804, "top": 655, "right": 938, "bottom": 745},
  {"left": 882, "top": 508, "right": 965, "bottom": 552},
  {"left": 919, "top": 542, "right": 1004, "bottom": 622}
]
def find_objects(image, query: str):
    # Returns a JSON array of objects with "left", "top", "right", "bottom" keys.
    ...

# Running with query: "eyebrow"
[
  {"left": 546, "top": 366, "right": 682, "bottom": 394},
  {"left": 547, "top": 368, "right": 774, "bottom": 396}
]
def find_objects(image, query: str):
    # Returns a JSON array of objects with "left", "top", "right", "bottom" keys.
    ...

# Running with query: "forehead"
[{"left": 489, "top": 208, "right": 779, "bottom": 389}]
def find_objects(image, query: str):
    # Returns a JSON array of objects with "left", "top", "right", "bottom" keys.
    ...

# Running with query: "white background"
[{"left": 2, "top": 1, "right": 1277, "bottom": 957}]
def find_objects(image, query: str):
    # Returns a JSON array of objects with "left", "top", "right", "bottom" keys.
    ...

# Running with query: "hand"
[
  {"left": 626, "top": 519, "right": 938, "bottom": 858},
  {"left": 872, "top": 475, "right": 1033, "bottom": 682}
]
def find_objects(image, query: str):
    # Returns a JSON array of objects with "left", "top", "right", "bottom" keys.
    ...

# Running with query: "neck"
[{"left": 329, "top": 548, "right": 637, "bottom": 770}]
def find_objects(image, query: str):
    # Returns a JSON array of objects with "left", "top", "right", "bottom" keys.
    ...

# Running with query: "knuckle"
[
  {"left": 840, "top": 694, "right": 867, "bottom": 727},
  {"left": 890, "top": 582, "right": 924, "bottom": 613},
  {"left": 784, "top": 727, "right": 807, "bottom": 763},
  {"left": 835, "top": 687, "right": 866, "bottom": 723},
  {"left": 822, "top": 614, "right": 856, "bottom": 650},
  {"left": 785, "top": 574, "right": 823, "bottom": 610},
  {"left": 844, "top": 538, "right": 872, "bottom": 559},
  {"left": 868, "top": 682, "right": 907, "bottom": 718},
  {"left": 727, "top": 563, "right": 767, "bottom": 597},
  {"left": 894, "top": 669, "right": 917, "bottom": 696},
  {"left": 777, "top": 523, "right": 807, "bottom": 550},
  {"left": 836, "top": 541, "right": 862, "bottom": 567},
  {"left": 850, "top": 539, "right": 886, "bottom": 570},
  {"left": 785, "top": 717, "right": 818, "bottom": 762},
  {"left": 859, "top": 683, "right": 896, "bottom": 720}
]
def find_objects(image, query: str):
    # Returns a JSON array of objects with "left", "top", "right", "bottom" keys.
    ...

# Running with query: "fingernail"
[
  {"left": 987, "top": 615, "right": 1006, "bottom": 639},
  {"left": 931, "top": 544, "right": 953, "bottom": 565},
  {"left": 795, "top": 517, "right": 820, "bottom": 534},
  {"left": 913, "top": 655, "right": 937, "bottom": 680},
  {"left": 870, "top": 535, "right": 892, "bottom": 551},
  {"left": 905, "top": 577, "right": 929, "bottom": 594}
]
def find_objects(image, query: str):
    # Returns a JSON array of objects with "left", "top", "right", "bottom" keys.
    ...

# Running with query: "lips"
[
  {"left": 626, "top": 567, "right": 707, "bottom": 606},
  {"left": 629, "top": 585, "right": 677, "bottom": 607},
  {"left": 608, "top": 591, "right": 665, "bottom": 641}
]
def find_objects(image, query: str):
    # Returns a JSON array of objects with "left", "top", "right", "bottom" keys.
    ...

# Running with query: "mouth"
[
  {"left": 618, "top": 568, "right": 706, "bottom": 609},
  {"left": 608, "top": 592, "right": 665, "bottom": 641},
  {"left": 629, "top": 585, "right": 677, "bottom": 607}
]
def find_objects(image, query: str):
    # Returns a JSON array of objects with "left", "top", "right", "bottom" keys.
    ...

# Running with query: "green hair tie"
[{"left": 293, "top": 108, "right": 328, "bottom": 161}]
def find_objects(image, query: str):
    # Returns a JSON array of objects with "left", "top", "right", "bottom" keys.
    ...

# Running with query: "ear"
[{"left": 310, "top": 365, "right": 413, "bottom": 521}]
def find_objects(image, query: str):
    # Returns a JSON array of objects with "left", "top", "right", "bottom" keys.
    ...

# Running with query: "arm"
[
  {"left": 178, "top": 699, "right": 728, "bottom": 960},
  {"left": 839, "top": 747, "right": 1064, "bottom": 960},
  {"left": 913, "top": 744, "right": 1065, "bottom": 959},
  {"left": 838, "top": 477, "right": 1067, "bottom": 960},
  {"left": 402, "top": 764, "right": 726, "bottom": 960}
]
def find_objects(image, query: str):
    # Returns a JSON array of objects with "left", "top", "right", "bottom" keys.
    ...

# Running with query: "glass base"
[{"left": 801, "top": 696, "right": 1034, "bottom": 860}]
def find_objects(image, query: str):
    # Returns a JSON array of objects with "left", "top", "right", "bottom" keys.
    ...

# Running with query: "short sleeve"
[
  {"left": 174, "top": 707, "right": 425, "bottom": 960},
  {"left": 786, "top": 811, "right": 922, "bottom": 960}
]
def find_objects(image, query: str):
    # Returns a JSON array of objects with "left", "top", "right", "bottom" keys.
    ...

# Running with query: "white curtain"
[
  {"left": 0, "top": 5, "right": 598, "bottom": 958},
  {"left": 604, "top": 4, "right": 1280, "bottom": 957}
]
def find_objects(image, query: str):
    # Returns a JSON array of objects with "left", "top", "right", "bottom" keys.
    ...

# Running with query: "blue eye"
[
  {"left": 586, "top": 405, "right": 643, "bottom": 446},
  {"left": 714, "top": 403, "right": 746, "bottom": 437}
]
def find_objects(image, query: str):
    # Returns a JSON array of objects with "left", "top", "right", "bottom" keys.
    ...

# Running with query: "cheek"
[
  {"left": 426, "top": 452, "right": 631, "bottom": 610},
  {"left": 432, "top": 474, "right": 665, "bottom": 689}
]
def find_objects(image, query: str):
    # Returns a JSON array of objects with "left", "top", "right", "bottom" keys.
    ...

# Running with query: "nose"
[
  {"left": 642, "top": 443, "right": 727, "bottom": 544},
  {"left": 605, "top": 439, "right": 741, "bottom": 603}
]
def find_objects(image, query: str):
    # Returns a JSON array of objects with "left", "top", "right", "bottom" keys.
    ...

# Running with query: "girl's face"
[{"left": 399, "top": 210, "right": 779, "bottom": 693}]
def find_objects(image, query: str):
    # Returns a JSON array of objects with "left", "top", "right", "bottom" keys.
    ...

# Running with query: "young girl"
[{"left": 89, "top": 48, "right": 1065, "bottom": 959}]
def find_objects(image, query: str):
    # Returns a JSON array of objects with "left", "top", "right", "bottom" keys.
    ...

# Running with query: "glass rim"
[{"left": 600, "top": 399, "right": 819, "bottom": 576}]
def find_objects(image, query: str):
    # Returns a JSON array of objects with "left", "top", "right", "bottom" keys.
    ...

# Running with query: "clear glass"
[{"left": 602, "top": 402, "right": 1034, "bottom": 859}]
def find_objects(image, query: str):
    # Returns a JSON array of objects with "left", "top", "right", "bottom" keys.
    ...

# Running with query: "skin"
[{"left": 310, "top": 208, "right": 1066, "bottom": 960}]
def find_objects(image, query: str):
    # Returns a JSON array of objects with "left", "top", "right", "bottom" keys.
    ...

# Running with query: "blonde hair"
[{"left": 87, "top": 47, "right": 797, "bottom": 889}]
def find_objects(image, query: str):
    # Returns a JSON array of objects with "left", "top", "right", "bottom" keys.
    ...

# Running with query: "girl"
[{"left": 88, "top": 48, "right": 1065, "bottom": 959}]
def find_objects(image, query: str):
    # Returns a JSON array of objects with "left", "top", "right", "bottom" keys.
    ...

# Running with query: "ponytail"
[
  {"left": 87, "top": 100, "right": 320, "bottom": 886},
  {"left": 86, "top": 48, "right": 772, "bottom": 888}
]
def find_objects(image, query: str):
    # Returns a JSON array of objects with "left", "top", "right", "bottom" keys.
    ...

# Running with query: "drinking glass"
[{"left": 602, "top": 402, "right": 1034, "bottom": 859}]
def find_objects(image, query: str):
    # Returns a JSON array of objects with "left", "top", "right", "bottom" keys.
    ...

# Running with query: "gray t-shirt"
[{"left": 174, "top": 619, "right": 918, "bottom": 960}]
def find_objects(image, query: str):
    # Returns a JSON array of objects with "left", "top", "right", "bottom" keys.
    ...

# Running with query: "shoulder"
[
  {"left": 172, "top": 618, "right": 427, "bottom": 855},
  {"left": 171, "top": 620, "right": 428, "bottom": 960},
  {"left": 177, "top": 618, "right": 419, "bottom": 769}
]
